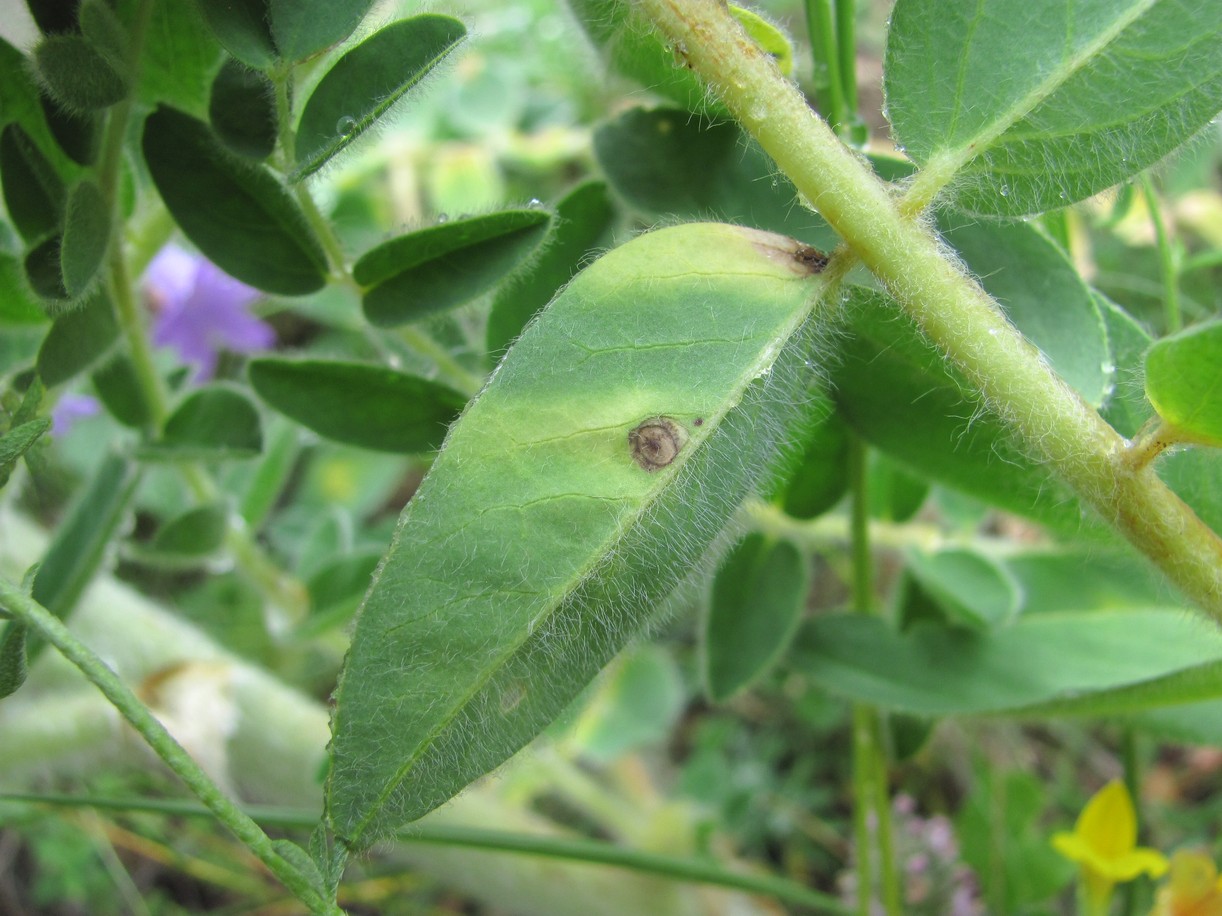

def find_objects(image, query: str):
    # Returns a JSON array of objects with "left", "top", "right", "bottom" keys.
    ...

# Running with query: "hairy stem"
[{"left": 633, "top": 0, "right": 1222, "bottom": 619}]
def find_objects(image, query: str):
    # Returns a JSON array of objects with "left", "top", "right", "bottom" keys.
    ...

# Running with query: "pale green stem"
[
  {"left": 0, "top": 578, "right": 340, "bottom": 916},
  {"left": 804, "top": 0, "right": 846, "bottom": 129},
  {"left": 834, "top": 0, "right": 858, "bottom": 129},
  {"left": 397, "top": 326, "right": 485, "bottom": 398},
  {"left": 632, "top": 0, "right": 1222, "bottom": 620},
  {"left": 1140, "top": 174, "right": 1181, "bottom": 334},
  {"left": 849, "top": 703, "right": 874, "bottom": 915}
]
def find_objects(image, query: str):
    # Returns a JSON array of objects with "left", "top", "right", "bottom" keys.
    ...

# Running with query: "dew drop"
[
  {"left": 999, "top": 185, "right": 1009, "bottom": 198},
  {"left": 437, "top": 213, "right": 449, "bottom": 223},
  {"left": 335, "top": 115, "right": 357, "bottom": 136},
  {"left": 527, "top": 198, "right": 544, "bottom": 209}
]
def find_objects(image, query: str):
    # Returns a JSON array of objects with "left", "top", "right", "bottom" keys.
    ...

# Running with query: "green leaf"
[
  {"left": 593, "top": 108, "right": 839, "bottom": 252},
  {"left": 78, "top": 0, "right": 128, "bottom": 65},
  {"left": 36, "top": 287, "right": 118, "bottom": 385},
  {"left": 831, "top": 288, "right": 1095, "bottom": 537},
  {"left": 0, "top": 123, "right": 66, "bottom": 243},
  {"left": 142, "top": 384, "right": 263, "bottom": 460},
  {"left": 59, "top": 179, "right": 110, "bottom": 297},
  {"left": 91, "top": 353, "right": 152, "bottom": 428},
  {"left": 795, "top": 608, "right": 1222, "bottom": 717},
  {"left": 327, "top": 223, "right": 832, "bottom": 846},
  {"left": 729, "top": 7, "right": 793, "bottom": 76},
  {"left": 937, "top": 213, "right": 1110, "bottom": 406},
  {"left": 776, "top": 397, "right": 849, "bottom": 520},
  {"left": 0, "top": 621, "right": 28, "bottom": 699},
  {"left": 23, "top": 235, "right": 69, "bottom": 303},
  {"left": 904, "top": 548, "right": 1021, "bottom": 630},
  {"left": 32, "top": 33, "right": 129, "bottom": 111},
  {"left": 192, "top": 0, "right": 277, "bottom": 69},
  {"left": 128, "top": 503, "right": 229, "bottom": 567},
  {"left": 354, "top": 210, "right": 552, "bottom": 326},
  {"left": 703, "top": 534, "right": 808, "bottom": 702},
  {"left": 31, "top": 451, "right": 138, "bottom": 619},
  {"left": 140, "top": 0, "right": 223, "bottom": 113},
  {"left": 302, "top": 550, "right": 381, "bottom": 637},
  {"left": 208, "top": 58, "right": 276, "bottom": 159},
  {"left": 39, "top": 95, "right": 99, "bottom": 166},
  {"left": 142, "top": 106, "right": 328, "bottom": 295},
  {"left": 885, "top": 0, "right": 1222, "bottom": 217},
  {"left": 568, "top": 645, "right": 685, "bottom": 761},
  {"left": 293, "top": 14, "right": 467, "bottom": 180},
  {"left": 268, "top": 0, "right": 375, "bottom": 63},
  {"left": 0, "top": 252, "right": 46, "bottom": 324},
  {"left": 1145, "top": 321, "right": 1222, "bottom": 447},
  {"left": 0, "top": 418, "right": 50, "bottom": 476},
  {"left": 248, "top": 358, "right": 467, "bottom": 453},
  {"left": 867, "top": 452, "right": 928, "bottom": 523},
  {"left": 486, "top": 180, "right": 616, "bottom": 355},
  {"left": 24, "top": 0, "right": 80, "bottom": 36}
]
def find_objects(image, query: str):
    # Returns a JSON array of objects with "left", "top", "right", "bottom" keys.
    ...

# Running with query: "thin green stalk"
[
  {"left": 632, "top": 0, "right": 1222, "bottom": 620},
  {"left": 0, "top": 581, "right": 340, "bottom": 916},
  {"left": 1140, "top": 174, "right": 1181, "bottom": 334},
  {"left": 872, "top": 715, "right": 900, "bottom": 916},
  {"left": 834, "top": 0, "right": 858, "bottom": 120},
  {"left": 106, "top": 248, "right": 170, "bottom": 429},
  {"left": 850, "top": 703, "right": 874, "bottom": 915},
  {"left": 804, "top": 0, "right": 846, "bottom": 129},
  {"left": 397, "top": 326, "right": 485, "bottom": 398},
  {"left": 2, "top": 793, "right": 850, "bottom": 914}
]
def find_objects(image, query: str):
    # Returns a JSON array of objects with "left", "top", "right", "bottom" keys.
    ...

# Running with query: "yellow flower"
[
  {"left": 1150, "top": 851, "right": 1222, "bottom": 916},
  {"left": 1052, "top": 780, "right": 1168, "bottom": 915}
]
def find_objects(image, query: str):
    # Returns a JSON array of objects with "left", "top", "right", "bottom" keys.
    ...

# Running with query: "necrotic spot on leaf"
[
  {"left": 628, "top": 416, "right": 687, "bottom": 471},
  {"left": 794, "top": 245, "right": 829, "bottom": 274}
]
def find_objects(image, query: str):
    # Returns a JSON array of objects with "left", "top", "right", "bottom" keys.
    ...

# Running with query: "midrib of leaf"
[
  {"left": 348, "top": 281, "right": 826, "bottom": 843},
  {"left": 900, "top": 0, "right": 1158, "bottom": 215}
]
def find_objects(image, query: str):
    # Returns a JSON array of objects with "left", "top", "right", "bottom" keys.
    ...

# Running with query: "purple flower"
[
  {"left": 51, "top": 393, "right": 101, "bottom": 436},
  {"left": 144, "top": 244, "right": 274, "bottom": 380}
]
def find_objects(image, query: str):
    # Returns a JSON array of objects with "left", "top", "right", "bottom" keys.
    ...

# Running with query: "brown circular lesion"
[{"left": 629, "top": 416, "right": 688, "bottom": 471}]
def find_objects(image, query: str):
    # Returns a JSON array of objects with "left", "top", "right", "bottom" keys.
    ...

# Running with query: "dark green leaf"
[
  {"left": 0, "top": 418, "right": 50, "bottom": 472},
  {"left": 355, "top": 210, "right": 551, "bottom": 326},
  {"left": 301, "top": 550, "right": 381, "bottom": 637},
  {"left": 867, "top": 452, "right": 928, "bottom": 523},
  {"left": 795, "top": 609, "right": 1222, "bottom": 717},
  {"left": 24, "top": 0, "right": 81, "bottom": 35},
  {"left": 59, "top": 179, "right": 110, "bottom": 296},
  {"left": 593, "top": 108, "right": 839, "bottom": 252},
  {"left": 39, "top": 95, "right": 99, "bottom": 165},
  {"left": 142, "top": 106, "right": 328, "bottom": 295},
  {"left": 33, "top": 33, "right": 129, "bottom": 111},
  {"left": 328, "top": 223, "right": 833, "bottom": 845},
  {"left": 904, "top": 548, "right": 1021, "bottom": 630},
  {"left": 486, "top": 180, "right": 615, "bottom": 355},
  {"left": 249, "top": 358, "right": 466, "bottom": 453},
  {"left": 128, "top": 503, "right": 229, "bottom": 567},
  {"left": 209, "top": 58, "right": 276, "bottom": 159},
  {"left": 78, "top": 0, "right": 128, "bottom": 65},
  {"left": 268, "top": 0, "right": 375, "bottom": 62},
  {"left": 91, "top": 352, "right": 152, "bottom": 428},
  {"left": 0, "top": 251, "right": 48, "bottom": 324},
  {"left": 776, "top": 396, "right": 849, "bottom": 520},
  {"left": 192, "top": 0, "right": 276, "bottom": 69},
  {"left": 885, "top": 0, "right": 1222, "bottom": 216},
  {"left": 140, "top": 0, "right": 223, "bottom": 113},
  {"left": 23, "top": 235, "right": 69, "bottom": 303},
  {"left": 36, "top": 287, "right": 117, "bottom": 385},
  {"left": 1, "top": 123, "right": 65, "bottom": 243},
  {"left": 294, "top": 14, "right": 467, "bottom": 179},
  {"left": 703, "top": 534, "right": 808, "bottom": 701},
  {"left": 1145, "top": 321, "right": 1222, "bottom": 447},
  {"left": 0, "top": 622, "right": 28, "bottom": 699},
  {"left": 143, "top": 384, "right": 263, "bottom": 460}
]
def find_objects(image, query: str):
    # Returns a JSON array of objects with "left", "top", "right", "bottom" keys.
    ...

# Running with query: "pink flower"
[{"left": 144, "top": 244, "right": 274, "bottom": 380}]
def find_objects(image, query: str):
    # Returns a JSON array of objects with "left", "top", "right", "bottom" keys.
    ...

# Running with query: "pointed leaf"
[
  {"left": 0, "top": 418, "right": 51, "bottom": 472},
  {"left": 129, "top": 504, "right": 229, "bottom": 568},
  {"left": 209, "top": 58, "right": 276, "bottom": 159},
  {"left": 249, "top": 358, "right": 467, "bottom": 453},
  {"left": 294, "top": 14, "right": 467, "bottom": 179},
  {"left": 59, "top": 179, "right": 110, "bottom": 296},
  {"left": 1145, "top": 321, "right": 1222, "bottom": 447},
  {"left": 142, "top": 384, "right": 263, "bottom": 460},
  {"left": 328, "top": 222, "right": 832, "bottom": 846},
  {"left": 36, "top": 287, "right": 118, "bottom": 385},
  {"left": 268, "top": 0, "right": 375, "bottom": 62},
  {"left": 885, "top": 0, "right": 1222, "bottom": 216},
  {"left": 192, "top": 0, "right": 277, "bottom": 69},
  {"left": 354, "top": 210, "right": 551, "bottom": 326},
  {"left": 796, "top": 609, "right": 1222, "bottom": 717},
  {"left": 905, "top": 548, "right": 1021, "bottom": 630},
  {"left": 142, "top": 106, "right": 328, "bottom": 295},
  {"left": 486, "top": 180, "right": 615, "bottom": 355},
  {"left": 703, "top": 534, "right": 808, "bottom": 702},
  {"left": 1, "top": 123, "right": 65, "bottom": 243},
  {"left": 777, "top": 397, "right": 849, "bottom": 520},
  {"left": 32, "top": 33, "right": 129, "bottom": 111}
]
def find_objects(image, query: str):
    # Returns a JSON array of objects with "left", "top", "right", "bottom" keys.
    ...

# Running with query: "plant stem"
[
  {"left": 834, "top": 0, "right": 859, "bottom": 136},
  {"left": 1140, "top": 174, "right": 1181, "bottom": 334},
  {"left": 632, "top": 0, "right": 1222, "bottom": 620},
  {"left": 804, "top": 0, "right": 846, "bottom": 129},
  {"left": 0, "top": 579, "right": 340, "bottom": 915}
]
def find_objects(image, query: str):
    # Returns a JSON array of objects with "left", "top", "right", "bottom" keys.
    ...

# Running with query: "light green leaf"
[
  {"left": 36, "top": 288, "right": 118, "bottom": 386},
  {"left": 796, "top": 608, "right": 1222, "bottom": 717},
  {"left": 885, "top": 0, "right": 1222, "bottom": 217},
  {"left": 142, "top": 384, "right": 263, "bottom": 461},
  {"left": 905, "top": 548, "right": 1021, "bottom": 630},
  {"left": 703, "top": 534, "right": 808, "bottom": 702},
  {"left": 327, "top": 223, "right": 831, "bottom": 847},
  {"left": 128, "top": 504, "right": 230, "bottom": 568},
  {"left": 140, "top": 0, "right": 222, "bottom": 114},
  {"left": 293, "top": 15, "right": 467, "bottom": 180},
  {"left": 568, "top": 645, "right": 685, "bottom": 762},
  {"left": 1145, "top": 320, "right": 1222, "bottom": 447}
]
